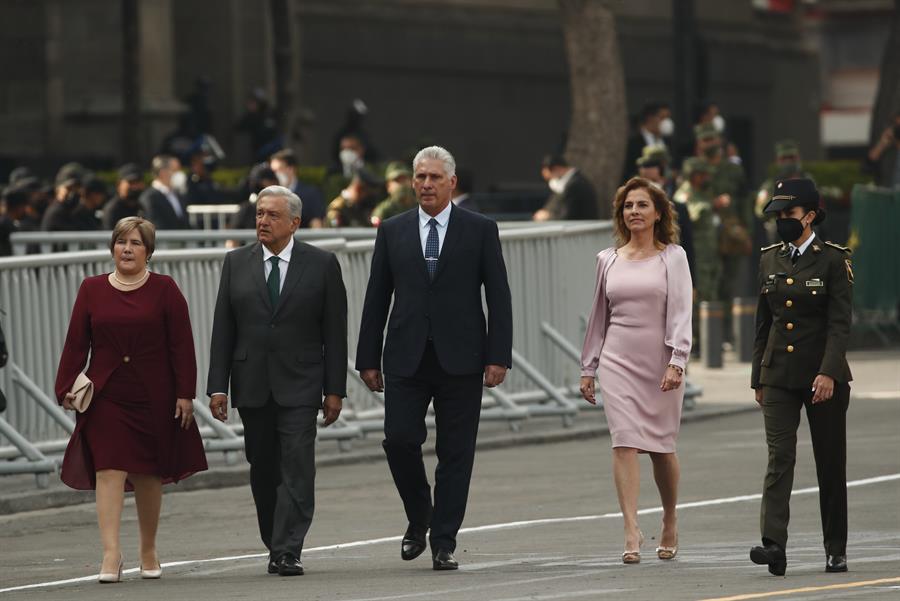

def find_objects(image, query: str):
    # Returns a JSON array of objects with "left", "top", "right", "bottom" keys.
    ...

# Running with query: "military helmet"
[
  {"left": 682, "top": 157, "right": 712, "bottom": 177},
  {"left": 775, "top": 139, "right": 800, "bottom": 159},
  {"left": 693, "top": 122, "right": 719, "bottom": 141},
  {"left": 636, "top": 145, "right": 670, "bottom": 167},
  {"left": 384, "top": 161, "right": 412, "bottom": 182}
]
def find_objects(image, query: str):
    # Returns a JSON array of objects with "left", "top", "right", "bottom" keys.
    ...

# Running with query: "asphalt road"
[{"left": 1, "top": 397, "right": 898, "bottom": 601}]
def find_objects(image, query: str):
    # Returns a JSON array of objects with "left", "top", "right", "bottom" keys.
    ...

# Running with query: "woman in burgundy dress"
[
  {"left": 580, "top": 178, "right": 692, "bottom": 564},
  {"left": 55, "top": 217, "right": 207, "bottom": 583}
]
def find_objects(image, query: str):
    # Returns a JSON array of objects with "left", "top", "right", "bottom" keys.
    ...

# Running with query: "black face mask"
[
  {"left": 64, "top": 192, "right": 80, "bottom": 207},
  {"left": 775, "top": 214, "right": 808, "bottom": 244},
  {"left": 125, "top": 189, "right": 143, "bottom": 203}
]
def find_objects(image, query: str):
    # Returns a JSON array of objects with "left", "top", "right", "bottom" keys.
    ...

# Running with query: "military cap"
[
  {"left": 1, "top": 184, "right": 28, "bottom": 207},
  {"left": 14, "top": 176, "right": 41, "bottom": 191},
  {"left": 764, "top": 178, "right": 825, "bottom": 224},
  {"left": 8, "top": 166, "right": 34, "bottom": 185},
  {"left": 775, "top": 139, "right": 800, "bottom": 159},
  {"left": 55, "top": 162, "right": 85, "bottom": 187},
  {"left": 248, "top": 163, "right": 277, "bottom": 191},
  {"left": 117, "top": 163, "right": 143, "bottom": 182},
  {"left": 384, "top": 161, "right": 412, "bottom": 182},
  {"left": 636, "top": 145, "right": 671, "bottom": 167},
  {"left": 693, "top": 122, "right": 719, "bottom": 141},
  {"left": 682, "top": 157, "right": 712, "bottom": 177},
  {"left": 82, "top": 177, "right": 108, "bottom": 196}
]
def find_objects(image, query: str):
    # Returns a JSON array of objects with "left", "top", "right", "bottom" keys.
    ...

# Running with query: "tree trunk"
[
  {"left": 121, "top": 0, "right": 141, "bottom": 162},
  {"left": 269, "top": 0, "right": 300, "bottom": 147},
  {"left": 558, "top": 0, "right": 627, "bottom": 218},
  {"left": 869, "top": 0, "right": 900, "bottom": 184}
]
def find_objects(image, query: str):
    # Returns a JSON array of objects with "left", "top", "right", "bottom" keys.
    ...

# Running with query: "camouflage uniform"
[
  {"left": 370, "top": 162, "right": 417, "bottom": 226},
  {"left": 755, "top": 140, "right": 815, "bottom": 245},
  {"left": 682, "top": 158, "right": 720, "bottom": 303}
]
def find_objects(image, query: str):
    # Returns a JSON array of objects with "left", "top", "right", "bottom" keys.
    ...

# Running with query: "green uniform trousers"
[{"left": 760, "top": 383, "right": 849, "bottom": 554}]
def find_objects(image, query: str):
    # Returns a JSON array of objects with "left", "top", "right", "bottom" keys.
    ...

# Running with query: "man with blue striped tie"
[{"left": 356, "top": 146, "right": 513, "bottom": 571}]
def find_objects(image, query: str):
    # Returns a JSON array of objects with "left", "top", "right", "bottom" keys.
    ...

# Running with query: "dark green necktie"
[{"left": 267, "top": 256, "right": 281, "bottom": 307}]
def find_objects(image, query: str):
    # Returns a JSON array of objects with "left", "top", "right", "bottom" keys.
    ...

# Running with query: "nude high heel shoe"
[
  {"left": 140, "top": 564, "right": 162, "bottom": 579},
  {"left": 622, "top": 531, "right": 644, "bottom": 564},
  {"left": 98, "top": 554, "right": 123, "bottom": 583}
]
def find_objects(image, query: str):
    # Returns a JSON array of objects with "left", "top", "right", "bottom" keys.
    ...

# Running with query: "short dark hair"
[
  {"left": 639, "top": 102, "right": 665, "bottom": 124},
  {"left": 151, "top": 155, "right": 177, "bottom": 177},
  {"left": 455, "top": 166, "right": 474, "bottom": 194},
  {"left": 270, "top": 148, "right": 298, "bottom": 167},
  {"left": 542, "top": 154, "right": 568, "bottom": 169},
  {"left": 693, "top": 100, "right": 717, "bottom": 124}
]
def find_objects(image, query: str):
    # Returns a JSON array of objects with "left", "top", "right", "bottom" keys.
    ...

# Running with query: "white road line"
[{"left": 1, "top": 472, "right": 898, "bottom": 595}]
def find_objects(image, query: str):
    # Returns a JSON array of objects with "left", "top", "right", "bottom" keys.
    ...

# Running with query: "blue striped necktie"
[{"left": 425, "top": 218, "right": 439, "bottom": 279}]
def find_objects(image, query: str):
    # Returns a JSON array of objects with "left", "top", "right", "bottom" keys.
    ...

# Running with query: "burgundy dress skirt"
[{"left": 56, "top": 273, "right": 208, "bottom": 490}]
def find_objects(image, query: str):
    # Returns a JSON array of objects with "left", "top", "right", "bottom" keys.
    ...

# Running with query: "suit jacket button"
[
  {"left": 786, "top": 278, "right": 794, "bottom": 285},
  {"left": 123, "top": 355, "right": 130, "bottom": 363},
  {"left": 785, "top": 300, "right": 793, "bottom": 307},
  {"left": 786, "top": 345, "right": 794, "bottom": 353},
  {"left": 786, "top": 322, "right": 794, "bottom": 330}
]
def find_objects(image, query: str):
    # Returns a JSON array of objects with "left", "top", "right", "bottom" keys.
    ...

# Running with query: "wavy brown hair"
[{"left": 612, "top": 177, "right": 680, "bottom": 247}]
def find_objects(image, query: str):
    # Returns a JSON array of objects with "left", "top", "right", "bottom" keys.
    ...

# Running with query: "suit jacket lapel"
[
  {"left": 249, "top": 243, "right": 273, "bottom": 312},
  {"left": 433, "top": 204, "right": 462, "bottom": 282},
  {"left": 273, "top": 240, "right": 309, "bottom": 317},
  {"left": 406, "top": 210, "right": 429, "bottom": 282}
]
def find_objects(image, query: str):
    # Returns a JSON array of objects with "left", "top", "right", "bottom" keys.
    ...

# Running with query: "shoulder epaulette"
[
  {"left": 760, "top": 243, "right": 781, "bottom": 253},
  {"left": 824, "top": 241, "right": 852, "bottom": 254}
]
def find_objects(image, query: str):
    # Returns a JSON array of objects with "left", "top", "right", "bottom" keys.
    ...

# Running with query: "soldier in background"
[
  {"left": 370, "top": 162, "right": 416, "bottom": 226},
  {"left": 326, "top": 169, "right": 382, "bottom": 227},
  {"left": 41, "top": 163, "right": 85, "bottom": 232},
  {"left": 756, "top": 140, "right": 813, "bottom": 246},
  {"left": 69, "top": 178, "right": 107, "bottom": 231},
  {"left": 102, "top": 163, "right": 147, "bottom": 230}
]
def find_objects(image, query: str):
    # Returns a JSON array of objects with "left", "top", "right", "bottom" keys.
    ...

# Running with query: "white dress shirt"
[
  {"left": 418, "top": 202, "right": 452, "bottom": 257},
  {"left": 151, "top": 180, "right": 184, "bottom": 218},
  {"left": 789, "top": 231, "right": 816, "bottom": 259},
  {"left": 262, "top": 236, "right": 294, "bottom": 293}
]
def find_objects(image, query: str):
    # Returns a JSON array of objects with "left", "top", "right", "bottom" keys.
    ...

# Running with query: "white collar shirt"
[
  {"left": 418, "top": 202, "right": 452, "bottom": 257},
  {"left": 261, "top": 236, "right": 294, "bottom": 292},
  {"left": 789, "top": 231, "right": 816, "bottom": 258},
  {"left": 152, "top": 179, "right": 184, "bottom": 218}
]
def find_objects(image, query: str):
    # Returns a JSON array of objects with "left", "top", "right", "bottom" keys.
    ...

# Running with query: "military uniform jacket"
[{"left": 751, "top": 239, "right": 853, "bottom": 390}]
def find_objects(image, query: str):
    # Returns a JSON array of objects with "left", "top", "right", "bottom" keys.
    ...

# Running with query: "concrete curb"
[{"left": 0, "top": 403, "right": 758, "bottom": 516}]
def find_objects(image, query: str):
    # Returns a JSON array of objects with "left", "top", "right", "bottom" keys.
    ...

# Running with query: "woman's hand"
[
  {"left": 580, "top": 376, "right": 596, "bottom": 405},
  {"left": 755, "top": 388, "right": 764, "bottom": 406},
  {"left": 174, "top": 398, "right": 195, "bottom": 429},
  {"left": 811, "top": 374, "right": 835, "bottom": 404},
  {"left": 660, "top": 365, "right": 683, "bottom": 392},
  {"left": 62, "top": 392, "right": 76, "bottom": 411}
]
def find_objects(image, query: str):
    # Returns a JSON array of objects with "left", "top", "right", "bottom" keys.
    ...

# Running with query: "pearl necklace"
[{"left": 112, "top": 270, "right": 149, "bottom": 287}]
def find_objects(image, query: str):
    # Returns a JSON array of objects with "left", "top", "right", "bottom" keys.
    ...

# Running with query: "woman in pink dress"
[
  {"left": 55, "top": 217, "right": 207, "bottom": 582},
  {"left": 580, "top": 177, "right": 692, "bottom": 564}
]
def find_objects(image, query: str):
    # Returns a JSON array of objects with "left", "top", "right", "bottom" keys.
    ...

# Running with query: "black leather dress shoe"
[
  {"left": 267, "top": 557, "right": 279, "bottom": 574},
  {"left": 750, "top": 543, "right": 786, "bottom": 576},
  {"left": 432, "top": 549, "right": 459, "bottom": 571},
  {"left": 826, "top": 554, "right": 848, "bottom": 572},
  {"left": 278, "top": 554, "right": 304, "bottom": 576},
  {"left": 401, "top": 525, "right": 427, "bottom": 561}
]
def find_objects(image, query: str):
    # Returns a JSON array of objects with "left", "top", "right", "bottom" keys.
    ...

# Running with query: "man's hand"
[
  {"left": 322, "top": 394, "right": 342, "bottom": 427},
  {"left": 533, "top": 209, "right": 552, "bottom": 222},
  {"left": 714, "top": 194, "right": 732, "bottom": 210},
  {"left": 360, "top": 369, "right": 384, "bottom": 392},
  {"left": 754, "top": 388, "right": 763, "bottom": 407},
  {"left": 174, "top": 398, "right": 195, "bottom": 429},
  {"left": 483, "top": 365, "right": 507, "bottom": 388},
  {"left": 62, "top": 392, "right": 76, "bottom": 411},
  {"left": 209, "top": 393, "right": 228, "bottom": 422},
  {"left": 580, "top": 376, "right": 596, "bottom": 405},
  {"left": 811, "top": 374, "right": 835, "bottom": 404}
]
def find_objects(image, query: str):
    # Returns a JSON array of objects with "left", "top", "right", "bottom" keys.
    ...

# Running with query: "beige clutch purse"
[{"left": 70, "top": 373, "right": 94, "bottom": 413}]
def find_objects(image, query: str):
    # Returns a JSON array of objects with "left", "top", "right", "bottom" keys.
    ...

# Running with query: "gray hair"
[
  {"left": 412, "top": 146, "right": 456, "bottom": 178},
  {"left": 257, "top": 184, "right": 303, "bottom": 219}
]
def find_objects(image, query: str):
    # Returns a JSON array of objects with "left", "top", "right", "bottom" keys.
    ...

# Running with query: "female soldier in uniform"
[{"left": 749, "top": 178, "right": 853, "bottom": 576}]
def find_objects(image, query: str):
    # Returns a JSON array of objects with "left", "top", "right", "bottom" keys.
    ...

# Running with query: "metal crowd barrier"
[
  {"left": 186, "top": 204, "right": 240, "bottom": 230},
  {"left": 0, "top": 221, "right": 701, "bottom": 488}
]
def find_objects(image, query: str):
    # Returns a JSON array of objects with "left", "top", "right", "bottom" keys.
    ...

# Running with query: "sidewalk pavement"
[{"left": 2, "top": 349, "right": 897, "bottom": 515}]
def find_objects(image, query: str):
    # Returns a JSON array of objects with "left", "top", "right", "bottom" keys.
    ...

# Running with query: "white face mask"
[
  {"left": 275, "top": 171, "right": 291, "bottom": 187},
  {"left": 169, "top": 170, "right": 187, "bottom": 194},
  {"left": 548, "top": 177, "right": 565, "bottom": 194},
  {"left": 339, "top": 149, "right": 362, "bottom": 177},
  {"left": 659, "top": 117, "right": 675, "bottom": 137},
  {"left": 712, "top": 115, "right": 726, "bottom": 133}
]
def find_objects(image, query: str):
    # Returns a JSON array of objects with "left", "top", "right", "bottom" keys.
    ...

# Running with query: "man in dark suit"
[
  {"left": 139, "top": 155, "right": 191, "bottom": 229},
  {"left": 356, "top": 146, "right": 513, "bottom": 571},
  {"left": 207, "top": 185, "right": 347, "bottom": 576},
  {"left": 533, "top": 155, "right": 598, "bottom": 221}
]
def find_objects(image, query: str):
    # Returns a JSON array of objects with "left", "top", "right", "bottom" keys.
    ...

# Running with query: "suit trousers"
[
  {"left": 383, "top": 342, "right": 483, "bottom": 552},
  {"left": 239, "top": 401, "right": 318, "bottom": 560},
  {"left": 760, "top": 383, "right": 850, "bottom": 554}
]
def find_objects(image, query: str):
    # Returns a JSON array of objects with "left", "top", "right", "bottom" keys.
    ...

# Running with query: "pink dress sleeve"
[
  {"left": 163, "top": 277, "right": 198, "bottom": 399},
  {"left": 580, "top": 249, "right": 614, "bottom": 377},
  {"left": 663, "top": 244, "right": 693, "bottom": 370},
  {"left": 55, "top": 280, "right": 91, "bottom": 403}
]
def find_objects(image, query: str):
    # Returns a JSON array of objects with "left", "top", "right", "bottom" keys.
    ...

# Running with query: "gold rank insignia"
[{"left": 845, "top": 259, "right": 854, "bottom": 283}]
